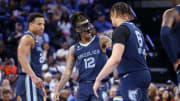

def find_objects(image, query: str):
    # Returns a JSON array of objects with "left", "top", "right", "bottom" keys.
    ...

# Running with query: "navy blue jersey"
[
  {"left": 116, "top": 22, "right": 148, "bottom": 75},
  {"left": 74, "top": 35, "right": 108, "bottom": 82},
  {"left": 173, "top": 5, "right": 180, "bottom": 35},
  {"left": 18, "top": 31, "right": 43, "bottom": 78},
  {"left": 172, "top": 5, "right": 180, "bottom": 52}
]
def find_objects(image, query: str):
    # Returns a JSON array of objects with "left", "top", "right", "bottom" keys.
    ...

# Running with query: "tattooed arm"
[
  {"left": 53, "top": 45, "right": 75, "bottom": 101},
  {"left": 99, "top": 35, "right": 112, "bottom": 53}
]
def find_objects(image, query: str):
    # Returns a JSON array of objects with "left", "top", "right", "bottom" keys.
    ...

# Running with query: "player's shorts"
[
  {"left": 77, "top": 81, "right": 108, "bottom": 101},
  {"left": 115, "top": 70, "right": 151, "bottom": 101},
  {"left": 177, "top": 69, "right": 180, "bottom": 97},
  {"left": 16, "top": 75, "right": 43, "bottom": 101}
]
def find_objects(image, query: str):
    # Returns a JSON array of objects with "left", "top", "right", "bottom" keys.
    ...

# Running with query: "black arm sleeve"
[{"left": 112, "top": 25, "right": 130, "bottom": 45}]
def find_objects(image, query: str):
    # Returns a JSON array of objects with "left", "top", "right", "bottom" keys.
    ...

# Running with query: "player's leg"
[
  {"left": 91, "top": 89, "right": 104, "bottom": 101},
  {"left": 77, "top": 83, "right": 90, "bottom": 101},
  {"left": 119, "top": 70, "right": 151, "bottom": 101},
  {"left": 16, "top": 75, "right": 28, "bottom": 101},
  {"left": 91, "top": 82, "right": 104, "bottom": 101},
  {"left": 29, "top": 78, "right": 44, "bottom": 101}
]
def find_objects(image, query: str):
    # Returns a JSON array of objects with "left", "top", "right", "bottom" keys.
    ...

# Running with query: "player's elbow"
[
  {"left": 113, "top": 57, "right": 122, "bottom": 65},
  {"left": 17, "top": 53, "right": 26, "bottom": 63}
]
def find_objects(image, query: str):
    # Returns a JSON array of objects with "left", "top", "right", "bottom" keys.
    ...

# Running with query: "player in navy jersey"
[
  {"left": 160, "top": 0, "right": 180, "bottom": 96},
  {"left": 53, "top": 12, "right": 111, "bottom": 101},
  {"left": 16, "top": 12, "right": 46, "bottom": 101},
  {"left": 93, "top": 2, "right": 151, "bottom": 101}
]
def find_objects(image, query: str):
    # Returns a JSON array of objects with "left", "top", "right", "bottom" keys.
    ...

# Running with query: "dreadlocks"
[{"left": 70, "top": 12, "right": 88, "bottom": 28}]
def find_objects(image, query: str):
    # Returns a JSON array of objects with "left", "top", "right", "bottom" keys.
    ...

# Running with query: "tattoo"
[
  {"left": 56, "top": 45, "right": 75, "bottom": 91},
  {"left": 100, "top": 36, "right": 112, "bottom": 51}
]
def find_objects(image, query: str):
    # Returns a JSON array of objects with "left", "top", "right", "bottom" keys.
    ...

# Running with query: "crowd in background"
[{"left": 0, "top": 0, "right": 178, "bottom": 101}]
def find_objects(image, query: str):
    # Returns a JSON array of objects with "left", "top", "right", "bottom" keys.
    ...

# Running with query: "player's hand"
[
  {"left": 31, "top": 76, "right": 44, "bottom": 88},
  {"left": 173, "top": 59, "right": 180, "bottom": 72},
  {"left": 53, "top": 91, "right": 60, "bottom": 101},
  {"left": 93, "top": 80, "right": 101, "bottom": 98},
  {"left": 174, "top": 64, "right": 180, "bottom": 72}
]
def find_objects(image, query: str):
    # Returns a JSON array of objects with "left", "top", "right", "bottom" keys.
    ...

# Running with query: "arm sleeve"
[{"left": 112, "top": 25, "right": 130, "bottom": 45}]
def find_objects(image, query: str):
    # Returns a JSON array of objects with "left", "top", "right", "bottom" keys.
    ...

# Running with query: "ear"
[{"left": 29, "top": 22, "right": 33, "bottom": 27}]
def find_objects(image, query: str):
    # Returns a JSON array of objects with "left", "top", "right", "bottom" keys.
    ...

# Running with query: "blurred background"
[{"left": 0, "top": 0, "right": 178, "bottom": 101}]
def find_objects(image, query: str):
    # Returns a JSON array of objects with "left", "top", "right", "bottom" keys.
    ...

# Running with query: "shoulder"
[
  {"left": 163, "top": 8, "right": 178, "bottom": 18},
  {"left": 114, "top": 25, "right": 130, "bottom": 34},
  {"left": 69, "top": 45, "right": 75, "bottom": 54},
  {"left": 19, "top": 35, "right": 34, "bottom": 45}
]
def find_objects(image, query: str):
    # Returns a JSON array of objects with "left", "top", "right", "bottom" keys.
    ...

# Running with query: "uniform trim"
[
  {"left": 32, "top": 82, "right": 38, "bottom": 101},
  {"left": 79, "top": 36, "right": 96, "bottom": 47},
  {"left": 26, "top": 75, "right": 31, "bottom": 101},
  {"left": 25, "top": 76, "right": 27, "bottom": 101},
  {"left": 113, "top": 96, "right": 123, "bottom": 101}
]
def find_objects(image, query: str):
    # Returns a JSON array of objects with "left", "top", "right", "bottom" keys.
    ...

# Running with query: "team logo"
[
  {"left": 77, "top": 45, "right": 82, "bottom": 51},
  {"left": 128, "top": 88, "right": 142, "bottom": 101}
]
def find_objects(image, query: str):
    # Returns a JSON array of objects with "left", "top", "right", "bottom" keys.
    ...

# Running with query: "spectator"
[
  {"left": 57, "top": 11, "right": 71, "bottom": 37},
  {"left": 158, "top": 89, "right": 175, "bottom": 101},
  {"left": 173, "top": 86, "right": 179, "bottom": 101},
  {"left": 0, "top": 59, "right": 17, "bottom": 77},
  {"left": 51, "top": 29, "right": 66, "bottom": 50},
  {"left": 37, "top": 32, "right": 50, "bottom": 46},
  {"left": 56, "top": 42, "right": 69, "bottom": 66},
  {"left": 148, "top": 83, "right": 158, "bottom": 101},
  {"left": 94, "top": 12, "right": 112, "bottom": 33},
  {"left": 58, "top": 89, "right": 71, "bottom": 101},
  {"left": 1, "top": 79, "right": 11, "bottom": 90},
  {"left": 108, "top": 85, "right": 118, "bottom": 101},
  {"left": 44, "top": 72, "right": 53, "bottom": 86},
  {"left": 157, "top": 87, "right": 165, "bottom": 100},
  {"left": 42, "top": 43, "right": 52, "bottom": 63},
  {"left": 67, "top": 86, "right": 77, "bottom": 101},
  {"left": 166, "top": 80, "right": 175, "bottom": 97},
  {"left": 0, "top": 40, "right": 9, "bottom": 64},
  {"left": 49, "top": 72, "right": 62, "bottom": 92},
  {"left": 0, "top": 88, "right": 14, "bottom": 101},
  {"left": 7, "top": 22, "right": 23, "bottom": 64}
]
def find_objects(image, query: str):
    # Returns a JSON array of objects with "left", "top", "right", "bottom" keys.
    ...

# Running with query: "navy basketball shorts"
[
  {"left": 114, "top": 70, "right": 151, "bottom": 101},
  {"left": 77, "top": 81, "right": 107, "bottom": 101},
  {"left": 16, "top": 75, "right": 44, "bottom": 101}
]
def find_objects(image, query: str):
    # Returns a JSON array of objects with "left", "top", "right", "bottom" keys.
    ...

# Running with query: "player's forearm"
[
  {"left": 96, "top": 57, "right": 119, "bottom": 81},
  {"left": 18, "top": 55, "right": 36, "bottom": 78},
  {"left": 55, "top": 73, "right": 71, "bottom": 92}
]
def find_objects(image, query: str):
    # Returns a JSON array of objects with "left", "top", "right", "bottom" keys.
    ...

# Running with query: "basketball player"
[
  {"left": 160, "top": 0, "right": 180, "bottom": 96},
  {"left": 53, "top": 12, "right": 111, "bottom": 101},
  {"left": 16, "top": 12, "right": 46, "bottom": 101},
  {"left": 93, "top": 2, "right": 151, "bottom": 101}
]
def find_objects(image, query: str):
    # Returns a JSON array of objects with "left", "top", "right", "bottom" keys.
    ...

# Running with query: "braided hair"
[{"left": 70, "top": 12, "right": 88, "bottom": 28}]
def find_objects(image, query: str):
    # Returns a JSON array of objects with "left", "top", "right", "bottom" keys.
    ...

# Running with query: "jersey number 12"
[{"left": 84, "top": 57, "right": 95, "bottom": 69}]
